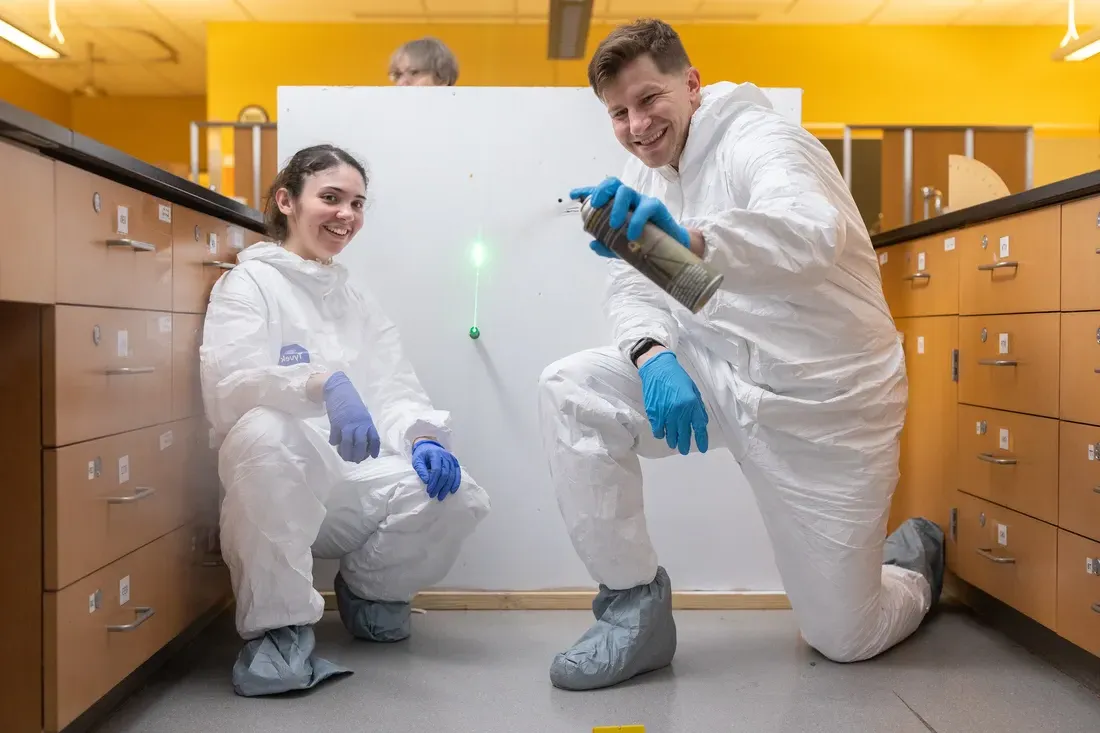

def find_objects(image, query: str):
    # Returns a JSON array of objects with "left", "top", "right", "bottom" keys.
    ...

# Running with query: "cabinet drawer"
[
  {"left": 958, "top": 313, "right": 1060, "bottom": 418},
  {"left": 1060, "top": 196, "right": 1100, "bottom": 312},
  {"left": 172, "top": 313, "right": 205, "bottom": 420},
  {"left": 44, "top": 305, "right": 173, "bottom": 447},
  {"left": 953, "top": 491, "right": 1057, "bottom": 629},
  {"left": 54, "top": 163, "right": 172, "bottom": 311},
  {"left": 879, "top": 235, "right": 959, "bottom": 318},
  {"left": 959, "top": 208, "right": 1060, "bottom": 315},
  {"left": 957, "top": 405, "right": 1058, "bottom": 523},
  {"left": 44, "top": 419, "right": 201, "bottom": 590},
  {"left": 1059, "top": 312, "right": 1100, "bottom": 426},
  {"left": 0, "top": 141, "right": 55, "bottom": 303},
  {"left": 1056, "top": 530, "right": 1100, "bottom": 657},
  {"left": 186, "top": 522, "right": 231, "bottom": 622},
  {"left": 1059, "top": 421, "right": 1100, "bottom": 543},
  {"left": 44, "top": 525, "right": 192, "bottom": 732},
  {"left": 172, "top": 206, "right": 235, "bottom": 314}
]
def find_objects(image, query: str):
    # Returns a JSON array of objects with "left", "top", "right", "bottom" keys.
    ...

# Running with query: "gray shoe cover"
[
  {"left": 549, "top": 566, "right": 677, "bottom": 691},
  {"left": 333, "top": 571, "right": 412, "bottom": 642},
  {"left": 231, "top": 625, "right": 351, "bottom": 697},
  {"left": 883, "top": 517, "right": 946, "bottom": 607}
]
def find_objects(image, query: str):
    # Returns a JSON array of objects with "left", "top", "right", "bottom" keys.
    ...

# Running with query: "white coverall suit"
[
  {"left": 539, "top": 82, "right": 941, "bottom": 684},
  {"left": 201, "top": 243, "right": 491, "bottom": 653}
]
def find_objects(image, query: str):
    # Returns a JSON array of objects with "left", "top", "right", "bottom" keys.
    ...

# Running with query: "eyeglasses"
[{"left": 389, "top": 67, "right": 429, "bottom": 83}]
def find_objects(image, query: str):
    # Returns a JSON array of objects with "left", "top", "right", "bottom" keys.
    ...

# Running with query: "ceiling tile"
[
  {"left": 780, "top": 0, "right": 883, "bottom": 24},
  {"left": 424, "top": 0, "right": 517, "bottom": 14},
  {"left": 143, "top": 0, "right": 251, "bottom": 22},
  {"left": 871, "top": 0, "right": 979, "bottom": 24}
]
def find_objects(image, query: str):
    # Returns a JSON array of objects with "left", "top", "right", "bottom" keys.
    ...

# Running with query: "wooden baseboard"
[{"left": 321, "top": 590, "right": 790, "bottom": 612}]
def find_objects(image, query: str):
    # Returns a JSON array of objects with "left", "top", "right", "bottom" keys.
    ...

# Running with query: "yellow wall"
[
  {"left": 0, "top": 59, "right": 70, "bottom": 126},
  {"left": 70, "top": 96, "right": 205, "bottom": 176},
  {"left": 207, "top": 22, "right": 1100, "bottom": 128}
]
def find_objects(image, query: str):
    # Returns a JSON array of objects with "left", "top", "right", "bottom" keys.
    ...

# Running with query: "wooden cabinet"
[
  {"left": 890, "top": 316, "right": 958, "bottom": 532},
  {"left": 0, "top": 131, "right": 256, "bottom": 732},
  {"left": 171, "top": 205, "right": 236, "bottom": 314},
  {"left": 1059, "top": 196, "right": 1100, "bottom": 312},
  {"left": 953, "top": 491, "right": 1058, "bottom": 630},
  {"left": 881, "top": 185, "right": 1100, "bottom": 662},
  {"left": 0, "top": 142, "right": 55, "bottom": 303},
  {"left": 958, "top": 208, "right": 1061, "bottom": 316},
  {"left": 958, "top": 313, "right": 1060, "bottom": 419}
]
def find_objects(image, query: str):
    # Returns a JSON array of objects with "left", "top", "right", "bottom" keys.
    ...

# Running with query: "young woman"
[{"left": 200, "top": 144, "right": 491, "bottom": 697}]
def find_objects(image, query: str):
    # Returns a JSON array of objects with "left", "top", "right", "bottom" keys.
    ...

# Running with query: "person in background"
[
  {"left": 200, "top": 144, "right": 491, "bottom": 697},
  {"left": 389, "top": 37, "right": 459, "bottom": 86},
  {"left": 538, "top": 18, "right": 944, "bottom": 691}
]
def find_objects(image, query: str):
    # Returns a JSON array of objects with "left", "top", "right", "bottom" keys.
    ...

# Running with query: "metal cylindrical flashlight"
[{"left": 579, "top": 199, "right": 724, "bottom": 314}]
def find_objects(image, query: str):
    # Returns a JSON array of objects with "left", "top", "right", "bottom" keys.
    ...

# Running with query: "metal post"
[
  {"left": 903, "top": 128, "right": 913, "bottom": 226},
  {"left": 252, "top": 124, "right": 262, "bottom": 209},
  {"left": 1025, "top": 128, "right": 1034, "bottom": 189},
  {"left": 189, "top": 122, "right": 199, "bottom": 183},
  {"left": 964, "top": 128, "right": 975, "bottom": 158},
  {"left": 842, "top": 126, "right": 852, "bottom": 190}
]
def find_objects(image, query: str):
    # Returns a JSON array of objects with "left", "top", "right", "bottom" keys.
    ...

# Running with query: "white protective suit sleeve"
[
  {"left": 691, "top": 113, "right": 849, "bottom": 295},
  {"left": 200, "top": 268, "right": 329, "bottom": 435},
  {"left": 350, "top": 287, "right": 453, "bottom": 460},
  {"left": 605, "top": 259, "right": 681, "bottom": 361}
]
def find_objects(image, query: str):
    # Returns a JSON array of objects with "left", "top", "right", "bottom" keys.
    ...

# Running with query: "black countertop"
[
  {"left": 871, "top": 168, "right": 1100, "bottom": 248},
  {"left": 0, "top": 99, "right": 265, "bottom": 232}
]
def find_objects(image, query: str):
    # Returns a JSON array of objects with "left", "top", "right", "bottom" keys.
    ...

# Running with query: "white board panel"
[{"left": 278, "top": 85, "right": 801, "bottom": 592}]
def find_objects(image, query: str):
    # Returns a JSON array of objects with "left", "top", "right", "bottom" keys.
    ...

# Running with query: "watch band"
[{"left": 630, "top": 338, "right": 663, "bottom": 366}]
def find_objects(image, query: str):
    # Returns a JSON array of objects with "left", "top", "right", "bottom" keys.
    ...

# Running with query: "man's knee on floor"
[{"left": 799, "top": 618, "right": 871, "bottom": 664}]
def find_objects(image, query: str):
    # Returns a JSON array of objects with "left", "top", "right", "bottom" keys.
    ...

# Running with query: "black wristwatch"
[{"left": 630, "top": 338, "right": 664, "bottom": 366}]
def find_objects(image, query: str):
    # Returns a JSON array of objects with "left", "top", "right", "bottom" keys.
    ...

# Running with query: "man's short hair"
[
  {"left": 389, "top": 37, "right": 460, "bottom": 86},
  {"left": 587, "top": 19, "right": 691, "bottom": 97}
]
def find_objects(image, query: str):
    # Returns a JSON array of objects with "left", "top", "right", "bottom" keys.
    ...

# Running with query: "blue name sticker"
[{"left": 279, "top": 344, "right": 310, "bottom": 366}]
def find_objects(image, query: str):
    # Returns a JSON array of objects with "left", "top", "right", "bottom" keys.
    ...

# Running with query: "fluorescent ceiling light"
[
  {"left": 1052, "top": 27, "right": 1100, "bottom": 61},
  {"left": 0, "top": 17, "right": 60, "bottom": 59},
  {"left": 548, "top": 0, "right": 593, "bottom": 60}
]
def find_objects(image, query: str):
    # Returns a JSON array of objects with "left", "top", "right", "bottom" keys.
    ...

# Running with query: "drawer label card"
[
  {"left": 917, "top": 252, "right": 926, "bottom": 271},
  {"left": 208, "top": 232, "right": 218, "bottom": 254},
  {"left": 976, "top": 420, "right": 987, "bottom": 435},
  {"left": 997, "top": 523, "right": 1008, "bottom": 546},
  {"left": 1087, "top": 558, "right": 1098, "bottom": 576},
  {"left": 999, "top": 428, "right": 1010, "bottom": 451},
  {"left": 1089, "top": 443, "right": 1097, "bottom": 461},
  {"left": 117, "top": 205, "right": 129, "bottom": 235},
  {"left": 160, "top": 430, "right": 173, "bottom": 451},
  {"left": 230, "top": 228, "right": 244, "bottom": 251},
  {"left": 117, "top": 329, "right": 129, "bottom": 358},
  {"left": 119, "top": 576, "right": 130, "bottom": 606},
  {"left": 998, "top": 235, "right": 1010, "bottom": 258},
  {"left": 209, "top": 427, "right": 217, "bottom": 450},
  {"left": 944, "top": 237, "right": 956, "bottom": 252},
  {"left": 89, "top": 589, "right": 101, "bottom": 614},
  {"left": 916, "top": 336, "right": 925, "bottom": 355},
  {"left": 118, "top": 455, "right": 130, "bottom": 484},
  {"left": 879, "top": 252, "right": 888, "bottom": 265},
  {"left": 998, "top": 333, "right": 1009, "bottom": 355},
  {"left": 158, "top": 204, "right": 172, "bottom": 223},
  {"left": 159, "top": 315, "right": 172, "bottom": 334}
]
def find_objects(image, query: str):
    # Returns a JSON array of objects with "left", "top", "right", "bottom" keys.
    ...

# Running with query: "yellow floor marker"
[{"left": 592, "top": 727, "right": 645, "bottom": 732}]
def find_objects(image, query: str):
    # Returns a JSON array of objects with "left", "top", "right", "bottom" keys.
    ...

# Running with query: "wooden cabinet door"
[{"left": 890, "top": 315, "right": 959, "bottom": 533}]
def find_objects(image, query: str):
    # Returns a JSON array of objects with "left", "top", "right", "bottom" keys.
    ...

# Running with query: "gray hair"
[{"left": 389, "top": 37, "right": 459, "bottom": 86}]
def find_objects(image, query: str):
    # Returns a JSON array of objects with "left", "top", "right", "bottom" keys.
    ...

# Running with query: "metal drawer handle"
[
  {"left": 105, "top": 366, "right": 156, "bottom": 375},
  {"left": 978, "top": 261, "right": 1019, "bottom": 271},
  {"left": 1094, "top": 368, "right": 1100, "bottom": 374},
  {"left": 1093, "top": 486, "right": 1100, "bottom": 494},
  {"left": 976, "top": 548, "right": 1016, "bottom": 564},
  {"left": 203, "top": 260, "right": 235, "bottom": 270},
  {"left": 106, "top": 238, "right": 156, "bottom": 252},
  {"left": 1093, "top": 603, "right": 1100, "bottom": 614},
  {"left": 107, "top": 606, "right": 155, "bottom": 632},
  {"left": 902, "top": 272, "right": 931, "bottom": 281},
  {"left": 105, "top": 486, "right": 156, "bottom": 504},
  {"left": 1095, "top": 248, "right": 1100, "bottom": 255},
  {"left": 978, "top": 359, "right": 1018, "bottom": 366},
  {"left": 978, "top": 453, "right": 1017, "bottom": 465},
  {"left": 201, "top": 559, "right": 226, "bottom": 567}
]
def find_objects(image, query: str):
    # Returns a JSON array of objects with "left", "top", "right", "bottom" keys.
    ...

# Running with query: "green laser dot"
[{"left": 469, "top": 326, "right": 480, "bottom": 340}]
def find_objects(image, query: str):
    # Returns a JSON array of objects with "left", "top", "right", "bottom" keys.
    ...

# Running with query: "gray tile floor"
[{"left": 93, "top": 605, "right": 1100, "bottom": 733}]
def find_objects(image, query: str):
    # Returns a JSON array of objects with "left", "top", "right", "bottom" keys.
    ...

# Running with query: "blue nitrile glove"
[
  {"left": 638, "top": 351, "right": 709, "bottom": 456},
  {"left": 412, "top": 440, "right": 462, "bottom": 501},
  {"left": 323, "top": 372, "right": 380, "bottom": 463},
  {"left": 570, "top": 176, "right": 691, "bottom": 258}
]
